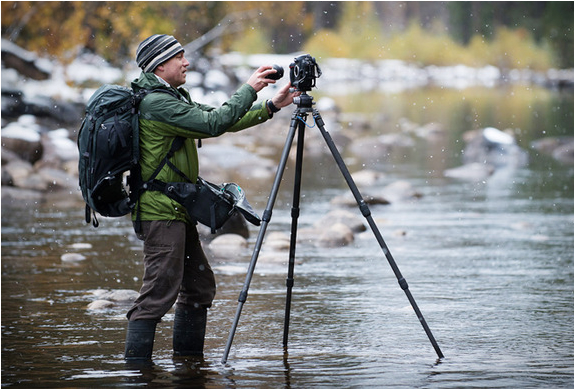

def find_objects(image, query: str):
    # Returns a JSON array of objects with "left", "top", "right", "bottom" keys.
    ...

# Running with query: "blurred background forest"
[{"left": 2, "top": 1, "right": 573, "bottom": 70}]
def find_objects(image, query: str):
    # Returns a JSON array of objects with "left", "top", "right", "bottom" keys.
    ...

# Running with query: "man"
[{"left": 124, "top": 34, "right": 299, "bottom": 361}]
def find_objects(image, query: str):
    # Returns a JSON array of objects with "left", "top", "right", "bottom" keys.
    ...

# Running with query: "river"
[{"left": 2, "top": 84, "right": 573, "bottom": 388}]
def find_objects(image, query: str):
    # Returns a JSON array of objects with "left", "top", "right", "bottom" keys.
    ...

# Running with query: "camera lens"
[{"left": 268, "top": 64, "right": 284, "bottom": 80}]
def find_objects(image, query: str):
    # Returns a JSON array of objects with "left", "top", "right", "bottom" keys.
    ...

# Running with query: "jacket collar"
[{"left": 132, "top": 72, "right": 191, "bottom": 103}]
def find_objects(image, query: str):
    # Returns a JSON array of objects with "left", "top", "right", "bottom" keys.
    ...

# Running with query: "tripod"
[{"left": 221, "top": 92, "right": 444, "bottom": 364}]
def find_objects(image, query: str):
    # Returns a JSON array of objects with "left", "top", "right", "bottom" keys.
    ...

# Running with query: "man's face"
[{"left": 156, "top": 52, "right": 190, "bottom": 88}]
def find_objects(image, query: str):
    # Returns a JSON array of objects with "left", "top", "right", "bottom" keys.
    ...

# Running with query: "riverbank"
[{"left": 2, "top": 41, "right": 573, "bottom": 215}]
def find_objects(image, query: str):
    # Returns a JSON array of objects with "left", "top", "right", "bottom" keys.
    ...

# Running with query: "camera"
[{"left": 289, "top": 54, "right": 322, "bottom": 92}]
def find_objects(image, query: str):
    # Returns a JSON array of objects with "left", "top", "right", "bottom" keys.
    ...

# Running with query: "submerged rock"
[
  {"left": 531, "top": 136, "right": 574, "bottom": 165},
  {"left": 444, "top": 162, "right": 495, "bottom": 181},
  {"left": 87, "top": 300, "right": 115, "bottom": 311},
  {"left": 89, "top": 289, "right": 139, "bottom": 302},
  {"left": 61, "top": 253, "right": 86, "bottom": 262}
]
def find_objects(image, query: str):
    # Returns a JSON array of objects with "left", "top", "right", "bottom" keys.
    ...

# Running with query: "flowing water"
[{"left": 2, "top": 85, "right": 573, "bottom": 388}]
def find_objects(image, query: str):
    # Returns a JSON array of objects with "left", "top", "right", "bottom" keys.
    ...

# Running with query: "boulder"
[
  {"left": 264, "top": 231, "right": 291, "bottom": 251},
  {"left": 351, "top": 169, "right": 385, "bottom": 187},
  {"left": 381, "top": 180, "right": 423, "bottom": 202},
  {"left": 331, "top": 191, "right": 391, "bottom": 207},
  {"left": 87, "top": 300, "right": 115, "bottom": 310},
  {"left": 313, "top": 209, "right": 366, "bottom": 233},
  {"left": 317, "top": 222, "right": 354, "bottom": 248},
  {"left": 208, "top": 234, "right": 248, "bottom": 258},
  {"left": 1, "top": 39, "right": 52, "bottom": 80},
  {"left": 1, "top": 116, "right": 43, "bottom": 164},
  {"left": 531, "top": 136, "right": 574, "bottom": 165},
  {"left": 197, "top": 144, "right": 276, "bottom": 182},
  {"left": 462, "top": 127, "right": 528, "bottom": 168}
]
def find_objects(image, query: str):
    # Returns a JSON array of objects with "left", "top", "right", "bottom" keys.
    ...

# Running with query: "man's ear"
[{"left": 154, "top": 64, "right": 165, "bottom": 75}]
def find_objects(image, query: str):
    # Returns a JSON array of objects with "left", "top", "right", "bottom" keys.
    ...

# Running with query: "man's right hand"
[{"left": 246, "top": 65, "right": 278, "bottom": 92}]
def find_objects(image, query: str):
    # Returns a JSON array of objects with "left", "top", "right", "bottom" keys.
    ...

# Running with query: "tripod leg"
[
  {"left": 312, "top": 110, "right": 444, "bottom": 359},
  {"left": 283, "top": 118, "right": 307, "bottom": 348},
  {"left": 221, "top": 111, "right": 300, "bottom": 365}
]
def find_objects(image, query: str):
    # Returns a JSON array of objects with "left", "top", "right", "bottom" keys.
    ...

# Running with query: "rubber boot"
[
  {"left": 173, "top": 307, "right": 207, "bottom": 357},
  {"left": 124, "top": 319, "right": 157, "bottom": 361}
]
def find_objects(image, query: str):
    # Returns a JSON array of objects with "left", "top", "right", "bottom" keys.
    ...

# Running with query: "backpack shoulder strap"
[
  {"left": 144, "top": 136, "right": 188, "bottom": 184},
  {"left": 137, "top": 87, "right": 181, "bottom": 104}
]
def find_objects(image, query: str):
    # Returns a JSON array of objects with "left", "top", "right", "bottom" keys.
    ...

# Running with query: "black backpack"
[
  {"left": 77, "top": 84, "right": 176, "bottom": 227},
  {"left": 77, "top": 84, "right": 261, "bottom": 233}
]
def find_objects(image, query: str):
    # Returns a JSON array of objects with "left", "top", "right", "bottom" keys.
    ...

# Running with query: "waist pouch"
[{"left": 148, "top": 177, "right": 260, "bottom": 234}]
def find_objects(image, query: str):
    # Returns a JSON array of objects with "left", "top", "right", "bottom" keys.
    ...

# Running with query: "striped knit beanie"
[{"left": 136, "top": 34, "right": 184, "bottom": 73}]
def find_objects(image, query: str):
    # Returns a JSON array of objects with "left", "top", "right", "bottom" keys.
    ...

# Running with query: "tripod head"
[{"left": 293, "top": 92, "right": 314, "bottom": 112}]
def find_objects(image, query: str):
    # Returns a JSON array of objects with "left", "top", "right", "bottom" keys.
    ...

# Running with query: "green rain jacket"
[{"left": 131, "top": 72, "right": 271, "bottom": 223}]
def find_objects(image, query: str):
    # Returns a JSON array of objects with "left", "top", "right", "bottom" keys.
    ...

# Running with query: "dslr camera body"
[{"left": 289, "top": 54, "right": 322, "bottom": 92}]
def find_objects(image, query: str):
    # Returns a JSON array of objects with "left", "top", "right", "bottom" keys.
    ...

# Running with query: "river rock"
[
  {"left": 314, "top": 209, "right": 366, "bottom": 233},
  {"left": 87, "top": 300, "right": 115, "bottom": 310},
  {"left": 197, "top": 144, "right": 275, "bottom": 182},
  {"left": 1, "top": 38, "right": 52, "bottom": 80},
  {"left": 208, "top": 234, "right": 248, "bottom": 258},
  {"left": 1, "top": 186, "right": 43, "bottom": 203},
  {"left": 331, "top": 191, "right": 391, "bottom": 207},
  {"left": 61, "top": 253, "right": 86, "bottom": 262},
  {"left": 35, "top": 129, "right": 78, "bottom": 170},
  {"left": 352, "top": 169, "right": 385, "bottom": 187},
  {"left": 444, "top": 162, "right": 495, "bottom": 181},
  {"left": 462, "top": 127, "right": 528, "bottom": 168},
  {"left": 264, "top": 231, "right": 291, "bottom": 251},
  {"left": 90, "top": 289, "right": 139, "bottom": 302},
  {"left": 1, "top": 115, "right": 43, "bottom": 164},
  {"left": 86, "top": 288, "right": 139, "bottom": 311},
  {"left": 531, "top": 136, "right": 574, "bottom": 165},
  {"left": 381, "top": 180, "right": 423, "bottom": 202},
  {"left": 317, "top": 222, "right": 354, "bottom": 248},
  {"left": 347, "top": 136, "right": 392, "bottom": 160},
  {"left": 2, "top": 159, "right": 33, "bottom": 186}
]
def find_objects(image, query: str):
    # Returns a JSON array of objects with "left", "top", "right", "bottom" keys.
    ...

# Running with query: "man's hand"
[
  {"left": 270, "top": 82, "right": 301, "bottom": 109},
  {"left": 246, "top": 65, "right": 279, "bottom": 92}
]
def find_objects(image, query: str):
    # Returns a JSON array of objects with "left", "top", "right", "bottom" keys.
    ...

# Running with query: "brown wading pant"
[{"left": 127, "top": 220, "right": 216, "bottom": 321}]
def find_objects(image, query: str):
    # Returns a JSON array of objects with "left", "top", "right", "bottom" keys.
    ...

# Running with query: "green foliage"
[
  {"left": 488, "top": 27, "right": 553, "bottom": 70},
  {"left": 306, "top": 19, "right": 554, "bottom": 70},
  {"left": 0, "top": 1, "right": 570, "bottom": 69},
  {"left": 385, "top": 21, "right": 466, "bottom": 65},
  {"left": 304, "top": 29, "right": 351, "bottom": 59},
  {"left": 230, "top": 27, "right": 271, "bottom": 54}
]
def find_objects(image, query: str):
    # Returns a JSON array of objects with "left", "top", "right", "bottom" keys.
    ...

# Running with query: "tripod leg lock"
[
  {"left": 262, "top": 209, "right": 272, "bottom": 223},
  {"left": 398, "top": 277, "right": 409, "bottom": 290},
  {"left": 359, "top": 201, "right": 371, "bottom": 218},
  {"left": 238, "top": 290, "right": 248, "bottom": 303},
  {"left": 291, "top": 207, "right": 299, "bottom": 219},
  {"left": 286, "top": 277, "right": 294, "bottom": 288}
]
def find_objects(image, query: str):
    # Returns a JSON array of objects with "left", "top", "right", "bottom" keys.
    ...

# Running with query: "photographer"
[{"left": 124, "top": 34, "right": 299, "bottom": 361}]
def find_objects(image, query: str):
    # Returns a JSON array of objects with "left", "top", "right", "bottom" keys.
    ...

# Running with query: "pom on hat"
[{"left": 136, "top": 34, "right": 184, "bottom": 73}]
